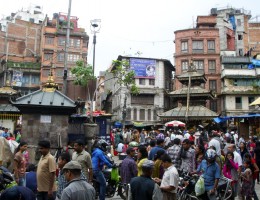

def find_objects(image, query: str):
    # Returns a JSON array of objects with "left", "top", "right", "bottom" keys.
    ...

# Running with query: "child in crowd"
[{"left": 241, "top": 160, "right": 253, "bottom": 200}]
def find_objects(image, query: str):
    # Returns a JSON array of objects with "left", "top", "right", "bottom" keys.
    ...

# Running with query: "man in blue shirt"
[
  {"left": 148, "top": 139, "right": 165, "bottom": 160},
  {"left": 196, "top": 149, "right": 220, "bottom": 200},
  {"left": 92, "top": 139, "right": 113, "bottom": 200}
]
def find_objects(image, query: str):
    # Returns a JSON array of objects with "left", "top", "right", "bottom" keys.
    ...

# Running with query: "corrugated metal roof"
[
  {"left": 0, "top": 104, "right": 19, "bottom": 112},
  {"left": 222, "top": 56, "right": 251, "bottom": 64},
  {"left": 169, "top": 87, "right": 212, "bottom": 95}
]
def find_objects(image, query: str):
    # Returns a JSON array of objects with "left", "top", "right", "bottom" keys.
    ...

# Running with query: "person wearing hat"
[
  {"left": 120, "top": 147, "right": 137, "bottom": 185},
  {"left": 61, "top": 161, "right": 95, "bottom": 200},
  {"left": 128, "top": 160, "right": 162, "bottom": 200}
]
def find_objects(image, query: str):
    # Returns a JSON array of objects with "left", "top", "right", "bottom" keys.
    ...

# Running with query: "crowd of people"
[
  {"left": 1, "top": 125, "right": 260, "bottom": 200},
  {"left": 116, "top": 127, "right": 260, "bottom": 200}
]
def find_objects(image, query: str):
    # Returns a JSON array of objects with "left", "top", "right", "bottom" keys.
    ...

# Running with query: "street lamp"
[{"left": 90, "top": 19, "right": 101, "bottom": 76}]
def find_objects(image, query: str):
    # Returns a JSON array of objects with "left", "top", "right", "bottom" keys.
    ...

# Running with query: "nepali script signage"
[{"left": 130, "top": 58, "right": 156, "bottom": 79}]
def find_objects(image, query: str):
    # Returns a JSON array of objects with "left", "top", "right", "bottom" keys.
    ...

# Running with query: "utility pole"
[
  {"left": 122, "top": 93, "right": 127, "bottom": 129},
  {"left": 63, "top": 0, "right": 72, "bottom": 95}
]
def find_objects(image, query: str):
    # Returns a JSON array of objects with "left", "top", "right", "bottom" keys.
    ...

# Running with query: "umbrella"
[
  {"left": 250, "top": 97, "right": 260, "bottom": 106},
  {"left": 165, "top": 120, "right": 185, "bottom": 127}
]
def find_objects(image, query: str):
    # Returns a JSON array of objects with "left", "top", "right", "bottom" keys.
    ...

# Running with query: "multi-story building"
[
  {"left": 221, "top": 56, "right": 260, "bottom": 116},
  {"left": 0, "top": 6, "right": 91, "bottom": 101},
  {"left": 41, "top": 12, "right": 90, "bottom": 101},
  {"left": 174, "top": 15, "right": 221, "bottom": 113},
  {"left": 103, "top": 55, "right": 175, "bottom": 127},
  {"left": 0, "top": 18, "right": 42, "bottom": 95}
]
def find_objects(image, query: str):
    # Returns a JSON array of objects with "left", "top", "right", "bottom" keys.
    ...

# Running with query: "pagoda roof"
[
  {"left": 159, "top": 105, "right": 218, "bottom": 120},
  {"left": 177, "top": 71, "right": 206, "bottom": 83},
  {"left": 169, "top": 87, "right": 214, "bottom": 99},
  {"left": 0, "top": 86, "right": 18, "bottom": 95}
]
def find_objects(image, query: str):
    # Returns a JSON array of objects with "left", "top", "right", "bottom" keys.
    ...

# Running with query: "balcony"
[{"left": 221, "top": 69, "right": 256, "bottom": 78}]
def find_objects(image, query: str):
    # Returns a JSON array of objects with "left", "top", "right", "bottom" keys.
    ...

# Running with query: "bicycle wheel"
[{"left": 118, "top": 184, "right": 127, "bottom": 200}]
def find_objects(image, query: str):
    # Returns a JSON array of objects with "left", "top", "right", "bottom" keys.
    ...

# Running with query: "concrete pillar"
[{"left": 83, "top": 123, "right": 98, "bottom": 153}]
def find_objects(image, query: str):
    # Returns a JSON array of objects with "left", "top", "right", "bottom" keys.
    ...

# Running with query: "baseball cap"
[
  {"left": 142, "top": 160, "right": 154, "bottom": 168},
  {"left": 63, "top": 161, "right": 82, "bottom": 170}
]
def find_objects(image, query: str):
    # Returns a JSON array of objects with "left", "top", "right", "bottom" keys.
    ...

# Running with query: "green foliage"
[
  {"left": 7, "top": 61, "right": 41, "bottom": 69},
  {"left": 70, "top": 60, "right": 95, "bottom": 86},
  {"left": 112, "top": 60, "right": 139, "bottom": 94}
]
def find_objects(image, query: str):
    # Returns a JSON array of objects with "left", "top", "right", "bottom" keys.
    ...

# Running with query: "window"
[
  {"left": 181, "top": 41, "right": 188, "bottom": 52},
  {"left": 235, "top": 97, "right": 242, "bottom": 109},
  {"left": 131, "top": 94, "right": 154, "bottom": 105},
  {"left": 72, "top": 39, "right": 80, "bottom": 48},
  {"left": 210, "top": 101, "right": 217, "bottom": 112},
  {"left": 239, "top": 49, "right": 243, "bottom": 56},
  {"left": 31, "top": 76, "right": 39, "bottom": 84},
  {"left": 148, "top": 109, "right": 151, "bottom": 121},
  {"left": 133, "top": 108, "right": 137, "bottom": 120},
  {"left": 192, "top": 40, "right": 203, "bottom": 52},
  {"left": 238, "top": 34, "right": 243, "bottom": 40},
  {"left": 29, "top": 18, "right": 34, "bottom": 23},
  {"left": 58, "top": 37, "right": 66, "bottom": 46},
  {"left": 248, "top": 97, "right": 255, "bottom": 104},
  {"left": 55, "top": 69, "right": 63, "bottom": 77},
  {"left": 139, "top": 78, "right": 145, "bottom": 85},
  {"left": 149, "top": 79, "right": 155, "bottom": 85},
  {"left": 209, "top": 80, "right": 217, "bottom": 91},
  {"left": 68, "top": 54, "right": 80, "bottom": 62},
  {"left": 22, "top": 75, "right": 30, "bottom": 84},
  {"left": 44, "top": 53, "right": 53, "bottom": 61},
  {"left": 181, "top": 60, "right": 189, "bottom": 71},
  {"left": 45, "top": 37, "right": 54, "bottom": 45},
  {"left": 140, "top": 109, "right": 145, "bottom": 120},
  {"left": 193, "top": 60, "right": 204, "bottom": 73},
  {"left": 237, "top": 19, "right": 241, "bottom": 26},
  {"left": 208, "top": 60, "right": 216, "bottom": 73},
  {"left": 207, "top": 40, "right": 215, "bottom": 52},
  {"left": 57, "top": 52, "right": 64, "bottom": 62},
  {"left": 153, "top": 109, "right": 157, "bottom": 120}
]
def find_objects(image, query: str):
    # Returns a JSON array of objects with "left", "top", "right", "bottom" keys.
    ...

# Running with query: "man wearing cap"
[
  {"left": 72, "top": 139, "right": 93, "bottom": 182},
  {"left": 128, "top": 160, "right": 163, "bottom": 200},
  {"left": 61, "top": 161, "right": 95, "bottom": 200},
  {"left": 120, "top": 147, "right": 137, "bottom": 185}
]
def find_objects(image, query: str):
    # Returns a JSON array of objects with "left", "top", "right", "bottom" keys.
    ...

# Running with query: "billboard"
[
  {"left": 130, "top": 58, "right": 156, "bottom": 79},
  {"left": 12, "top": 70, "right": 23, "bottom": 87}
]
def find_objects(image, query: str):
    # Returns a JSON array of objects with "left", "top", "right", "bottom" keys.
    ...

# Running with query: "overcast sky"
[{"left": 0, "top": 0, "right": 259, "bottom": 75}]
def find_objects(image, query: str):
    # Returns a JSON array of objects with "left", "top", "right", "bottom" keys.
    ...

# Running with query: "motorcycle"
[
  {"left": 92, "top": 153, "right": 127, "bottom": 199},
  {"left": 177, "top": 172, "right": 233, "bottom": 200},
  {"left": 0, "top": 166, "right": 17, "bottom": 195}
]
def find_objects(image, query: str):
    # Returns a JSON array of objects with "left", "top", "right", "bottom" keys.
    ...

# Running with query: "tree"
[
  {"left": 70, "top": 60, "right": 95, "bottom": 86},
  {"left": 111, "top": 59, "right": 139, "bottom": 94},
  {"left": 111, "top": 59, "right": 139, "bottom": 128}
]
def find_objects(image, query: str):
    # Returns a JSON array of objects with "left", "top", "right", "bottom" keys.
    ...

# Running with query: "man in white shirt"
[
  {"left": 183, "top": 131, "right": 190, "bottom": 140},
  {"left": 228, "top": 144, "right": 242, "bottom": 198},
  {"left": 208, "top": 133, "right": 221, "bottom": 156},
  {"left": 154, "top": 154, "right": 179, "bottom": 200}
]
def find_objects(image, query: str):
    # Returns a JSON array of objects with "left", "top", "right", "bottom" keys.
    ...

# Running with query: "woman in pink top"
[{"left": 223, "top": 151, "right": 238, "bottom": 182}]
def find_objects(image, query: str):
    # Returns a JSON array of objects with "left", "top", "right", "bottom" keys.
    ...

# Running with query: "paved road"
[{"left": 106, "top": 155, "right": 260, "bottom": 199}]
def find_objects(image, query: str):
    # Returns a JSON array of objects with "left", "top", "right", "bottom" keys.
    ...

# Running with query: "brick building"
[{"left": 174, "top": 15, "right": 221, "bottom": 113}]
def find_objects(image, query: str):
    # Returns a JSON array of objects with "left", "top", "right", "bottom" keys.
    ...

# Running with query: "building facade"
[
  {"left": 174, "top": 15, "right": 221, "bottom": 113},
  {"left": 103, "top": 56, "right": 175, "bottom": 126}
]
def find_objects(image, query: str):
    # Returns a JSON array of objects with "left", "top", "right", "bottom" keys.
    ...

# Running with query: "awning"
[
  {"left": 250, "top": 97, "right": 260, "bottom": 106},
  {"left": 214, "top": 114, "right": 260, "bottom": 123}
]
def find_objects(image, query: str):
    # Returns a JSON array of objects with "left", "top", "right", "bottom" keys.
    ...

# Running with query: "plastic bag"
[
  {"left": 195, "top": 176, "right": 205, "bottom": 196},
  {"left": 111, "top": 168, "right": 119, "bottom": 182}
]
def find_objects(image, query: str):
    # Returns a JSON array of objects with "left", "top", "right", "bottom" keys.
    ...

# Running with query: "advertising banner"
[
  {"left": 12, "top": 70, "right": 23, "bottom": 87},
  {"left": 130, "top": 58, "right": 156, "bottom": 78}
]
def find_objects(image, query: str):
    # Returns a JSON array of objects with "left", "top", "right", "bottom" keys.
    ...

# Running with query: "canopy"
[
  {"left": 250, "top": 97, "right": 260, "bottom": 106},
  {"left": 165, "top": 120, "right": 185, "bottom": 127}
]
